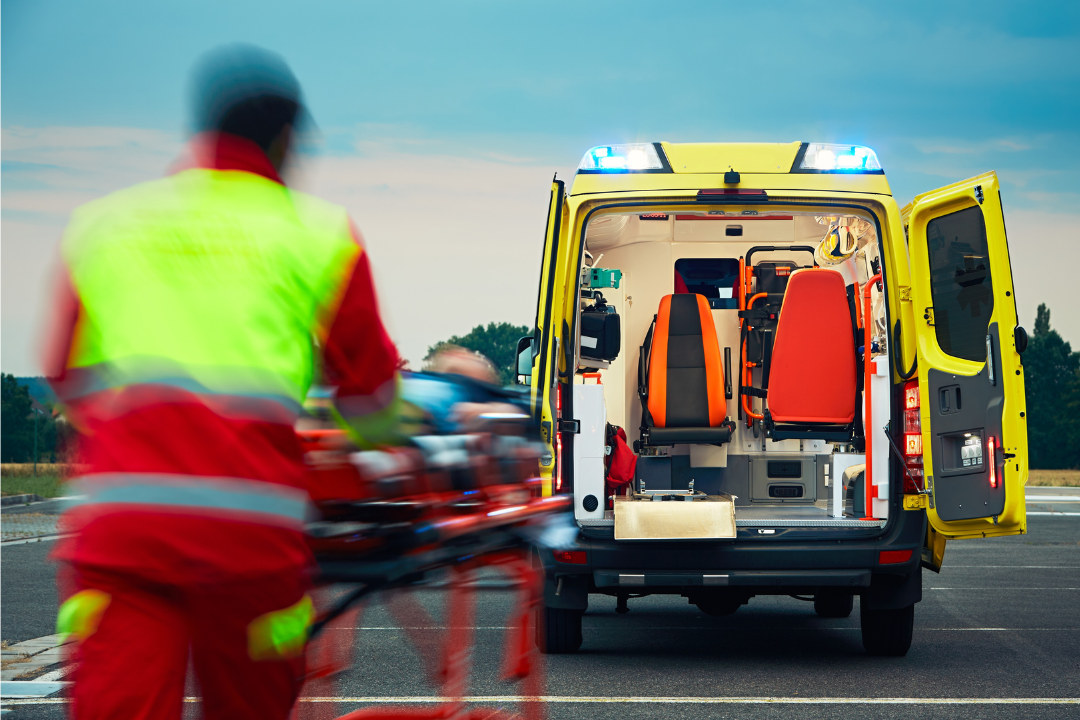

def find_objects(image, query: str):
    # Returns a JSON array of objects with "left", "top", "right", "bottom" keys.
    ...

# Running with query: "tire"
[
  {"left": 860, "top": 602, "right": 914, "bottom": 656},
  {"left": 536, "top": 606, "right": 583, "bottom": 654},
  {"left": 814, "top": 591, "right": 854, "bottom": 618}
]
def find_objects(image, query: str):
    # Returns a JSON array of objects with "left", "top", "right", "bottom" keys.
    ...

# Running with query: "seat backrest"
[
  {"left": 767, "top": 268, "right": 857, "bottom": 424},
  {"left": 647, "top": 294, "right": 725, "bottom": 428}
]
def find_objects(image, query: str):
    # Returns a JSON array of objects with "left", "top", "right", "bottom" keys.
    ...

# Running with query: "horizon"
[{"left": 4, "top": 0, "right": 1079, "bottom": 374}]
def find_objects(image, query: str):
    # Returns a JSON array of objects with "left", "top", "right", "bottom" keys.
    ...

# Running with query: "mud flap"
[
  {"left": 862, "top": 565, "right": 922, "bottom": 610},
  {"left": 544, "top": 574, "right": 589, "bottom": 611}
]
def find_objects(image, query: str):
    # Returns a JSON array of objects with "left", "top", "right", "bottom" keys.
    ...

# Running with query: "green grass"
[{"left": 0, "top": 474, "right": 67, "bottom": 499}]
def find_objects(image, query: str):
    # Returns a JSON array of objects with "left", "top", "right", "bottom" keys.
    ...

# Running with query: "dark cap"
[{"left": 190, "top": 44, "right": 308, "bottom": 151}]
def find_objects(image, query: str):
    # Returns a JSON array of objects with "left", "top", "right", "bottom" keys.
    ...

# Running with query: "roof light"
[
  {"left": 578, "top": 143, "right": 666, "bottom": 173},
  {"left": 795, "top": 143, "right": 882, "bottom": 173}
]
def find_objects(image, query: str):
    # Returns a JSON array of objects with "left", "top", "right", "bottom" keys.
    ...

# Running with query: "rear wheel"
[
  {"left": 860, "top": 602, "right": 914, "bottom": 656},
  {"left": 814, "top": 591, "right": 854, "bottom": 618},
  {"left": 536, "top": 606, "right": 583, "bottom": 654}
]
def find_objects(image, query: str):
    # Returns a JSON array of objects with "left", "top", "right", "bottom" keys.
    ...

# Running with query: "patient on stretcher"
[{"left": 402, "top": 346, "right": 527, "bottom": 434}]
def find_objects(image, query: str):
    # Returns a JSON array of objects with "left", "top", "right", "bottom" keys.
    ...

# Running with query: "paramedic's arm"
[
  {"left": 321, "top": 226, "right": 403, "bottom": 447},
  {"left": 40, "top": 260, "right": 86, "bottom": 427}
]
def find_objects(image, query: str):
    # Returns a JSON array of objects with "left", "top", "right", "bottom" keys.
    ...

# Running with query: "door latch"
[
  {"left": 923, "top": 307, "right": 935, "bottom": 326},
  {"left": 558, "top": 419, "right": 581, "bottom": 434},
  {"left": 974, "top": 185, "right": 984, "bottom": 204}
]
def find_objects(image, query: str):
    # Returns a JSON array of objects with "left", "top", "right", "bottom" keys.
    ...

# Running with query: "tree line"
[
  {"left": 1, "top": 374, "right": 76, "bottom": 464},
  {"left": 3, "top": 309, "right": 1076, "bottom": 468}
]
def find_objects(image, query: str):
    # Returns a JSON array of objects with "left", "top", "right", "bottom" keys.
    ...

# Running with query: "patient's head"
[{"left": 429, "top": 346, "right": 498, "bottom": 384}]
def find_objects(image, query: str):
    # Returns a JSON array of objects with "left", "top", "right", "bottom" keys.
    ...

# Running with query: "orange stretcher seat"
[
  {"left": 639, "top": 294, "right": 733, "bottom": 446},
  {"left": 766, "top": 268, "right": 857, "bottom": 426}
]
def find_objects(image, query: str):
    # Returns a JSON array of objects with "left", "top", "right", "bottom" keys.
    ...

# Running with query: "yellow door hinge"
[{"left": 903, "top": 494, "right": 928, "bottom": 510}]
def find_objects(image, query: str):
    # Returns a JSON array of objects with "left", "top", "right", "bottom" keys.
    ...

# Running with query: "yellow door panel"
[
  {"left": 922, "top": 525, "right": 947, "bottom": 573},
  {"left": 531, "top": 180, "right": 568, "bottom": 496},
  {"left": 906, "top": 172, "right": 1027, "bottom": 539}
]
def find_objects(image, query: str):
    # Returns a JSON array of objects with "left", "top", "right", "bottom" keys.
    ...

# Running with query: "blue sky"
[{"left": 3, "top": 1, "right": 1080, "bottom": 373}]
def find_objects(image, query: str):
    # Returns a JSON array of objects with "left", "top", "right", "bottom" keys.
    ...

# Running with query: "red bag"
[{"left": 605, "top": 425, "right": 637, "bottom": 493}]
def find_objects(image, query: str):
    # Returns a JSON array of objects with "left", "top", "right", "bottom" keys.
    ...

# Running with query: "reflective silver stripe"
[
  {"left": 57, "top": 361, "right": 304, "bottom": 421},
  {"left": 68, "top": 474, "right": 313, "bottom": 526}
]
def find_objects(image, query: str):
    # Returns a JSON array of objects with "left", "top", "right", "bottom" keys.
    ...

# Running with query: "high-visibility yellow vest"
[{"left": 61, "top": 167, "right": 361, "bottom": 416}]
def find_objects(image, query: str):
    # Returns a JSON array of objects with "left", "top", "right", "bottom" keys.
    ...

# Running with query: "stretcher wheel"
[
  {"left": 536, "top": 606, "right": 583, "bottom": 654},
  {"left": 860, "top": 602, "right": 914, "bottom": 656}
]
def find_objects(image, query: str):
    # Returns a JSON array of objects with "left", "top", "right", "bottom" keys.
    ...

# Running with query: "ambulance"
[{"left": 517, "top": 142, "right": 1029, "bottom": 656}]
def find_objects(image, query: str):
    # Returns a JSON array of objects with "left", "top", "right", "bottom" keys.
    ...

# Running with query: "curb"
[
  {"left": 0, "top": 494, "right": 45, "bottom": 507},
  {"left": 0, "top": 635, "right": 73, "bottom": 683}
]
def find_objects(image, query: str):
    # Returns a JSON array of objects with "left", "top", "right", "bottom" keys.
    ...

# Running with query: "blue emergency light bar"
[
  {"left": 792, "top": 143, "right": 883, "bottom": 174},
  {"left": 577, "top": 143, "right": 671, "bottom": 173}
]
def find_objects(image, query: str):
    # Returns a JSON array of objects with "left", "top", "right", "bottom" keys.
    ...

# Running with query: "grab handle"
[{"left": 744, "top": 245, "right": 817, "bottom": 267}]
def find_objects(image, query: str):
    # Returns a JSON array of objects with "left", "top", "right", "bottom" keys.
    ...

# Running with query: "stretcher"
[{"left": 298, "top": 407, "right": 570, "bottom": 720}]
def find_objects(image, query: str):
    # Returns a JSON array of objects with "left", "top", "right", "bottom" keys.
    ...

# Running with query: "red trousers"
[{"left": 68, "top": 565, "right": 309, "bottom": 720}]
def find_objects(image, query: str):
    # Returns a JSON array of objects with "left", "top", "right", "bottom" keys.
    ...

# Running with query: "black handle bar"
[{"left": 744, "top": 245, "right": 817, "bottom": 267}]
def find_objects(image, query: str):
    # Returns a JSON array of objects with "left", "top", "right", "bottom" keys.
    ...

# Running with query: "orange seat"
[
  {"left": 766, "top": 268, "right": 857, "bottom": 427},
  {"left": 640, "top": 294, "right": 733, "bottom": 446}
]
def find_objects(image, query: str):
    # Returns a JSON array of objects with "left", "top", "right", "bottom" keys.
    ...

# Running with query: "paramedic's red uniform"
[{"left": 45, "top": 133, "right": 399, "bottom": 720}]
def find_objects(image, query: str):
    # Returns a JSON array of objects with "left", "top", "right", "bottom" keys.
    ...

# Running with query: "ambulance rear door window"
[
  {"left": 926, "top": 206, "right": 994, "bottom": 362},
  {"left": 674, "top": 258, "right": 740, "bottom": 309}
]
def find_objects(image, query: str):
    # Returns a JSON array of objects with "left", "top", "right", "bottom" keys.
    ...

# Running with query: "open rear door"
[
  {"left": 905, "top": 171, "right": 1027, "bottom": 539},
  {"left": 529, "top": 179, "right": 568, "bottom": 495}
]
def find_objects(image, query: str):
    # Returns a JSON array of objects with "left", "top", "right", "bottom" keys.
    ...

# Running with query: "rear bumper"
[
  {"left": 541, "top": 503, "right": 925, "bottom": 611},
  {"left": 593, "top": 568, "right": 869, "bottom": 589}
]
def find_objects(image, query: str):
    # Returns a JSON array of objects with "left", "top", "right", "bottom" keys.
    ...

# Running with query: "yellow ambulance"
[{"left": 517, "top": 141, "right": 1028, "bottom": 656}]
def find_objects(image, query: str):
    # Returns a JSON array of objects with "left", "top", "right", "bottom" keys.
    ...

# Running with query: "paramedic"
[{"left": 43, "top": 44, "right": 401, "bottom": 720}]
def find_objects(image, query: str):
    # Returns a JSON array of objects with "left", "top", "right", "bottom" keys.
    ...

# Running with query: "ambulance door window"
[{"left": 925, "top": 207, "right": 994, "bottom": 362}]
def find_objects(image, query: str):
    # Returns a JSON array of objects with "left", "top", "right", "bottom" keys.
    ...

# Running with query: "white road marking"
[
  {"left": 0, "top": 534, "right": 69, "bottom": 547},
  {"left": 3, "top": 695, "right": 1079, "bottom": 705},
  {"left": 943, "top": 566, "right": 1080, "bottom": 569},
  {"left": 1026, "top": 512, "right": 1080, "bottom": 516},
  {"left": 34, "top": 665, "right": 75, "bottom": 682}
]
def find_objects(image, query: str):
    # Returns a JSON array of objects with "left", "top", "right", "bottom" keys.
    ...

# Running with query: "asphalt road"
[{"left": 3, "top": 499, "right": 1078, "bottom": 718}]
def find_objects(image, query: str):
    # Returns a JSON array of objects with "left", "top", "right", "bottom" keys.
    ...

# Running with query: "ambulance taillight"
[
  {"left": 902, "top": 380, "right": 924, "bottom": 494},
  {"left": 988, "top": 436, "right": 997, "bottom": 489},
  {"left": 556, "top": 384, "right": 564, "bottom": 492}
]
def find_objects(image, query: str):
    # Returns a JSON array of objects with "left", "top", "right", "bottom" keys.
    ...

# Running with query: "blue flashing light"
[
  {"left": 578, "top": 143, "right": 665, "bottom": 173},
  {"left": 798, "top": 143, "right": 882, "bottom": 173}
]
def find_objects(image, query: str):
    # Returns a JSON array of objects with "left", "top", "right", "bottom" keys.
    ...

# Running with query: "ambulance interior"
[{"left": 572, "top": 210, "right": 894, "bottom": 531}]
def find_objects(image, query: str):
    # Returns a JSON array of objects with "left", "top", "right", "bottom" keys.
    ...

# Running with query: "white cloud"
[
  {"left": 292, "top": 149, "right": 561, "bottom": 366},
  {"left": 4, "top": 127, "right": 1078, "bottom": 377},
  {"left": 1003, "top": 209, "right": 1080, "bottom": 344},
  {"left": 2, "top": 127, "right": 560, "bottom": 374}
]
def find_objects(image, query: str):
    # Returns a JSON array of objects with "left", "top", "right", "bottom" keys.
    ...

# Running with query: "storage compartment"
[
  {"left": 750, "top": 454, "right": 816, "bottom": 503},
  {"left": 572, "top": 384, "right": 608, "bottom": 522},
  {"left": 634, "top": 456, "right": 672, "bottom": 491}
]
